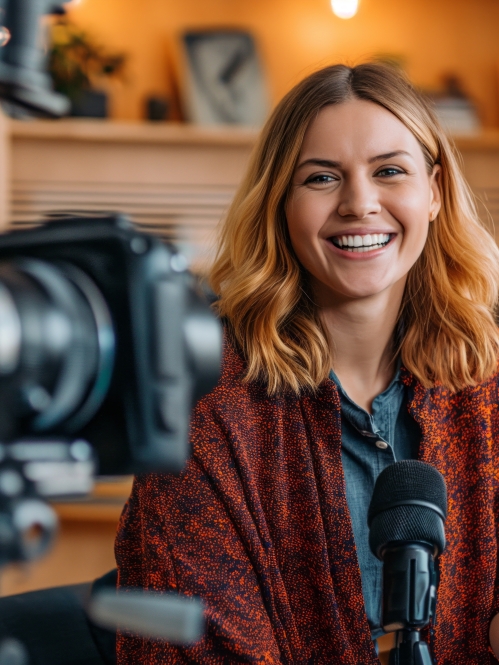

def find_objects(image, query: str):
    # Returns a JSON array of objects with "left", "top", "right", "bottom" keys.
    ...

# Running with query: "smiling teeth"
[{"left": 333, "top": 233, "right": 390, "bottom": 252}]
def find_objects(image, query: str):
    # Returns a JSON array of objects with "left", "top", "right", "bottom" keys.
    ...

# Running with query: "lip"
[{"left": 324, "top": 232, "right": 397, "bottom": 259}]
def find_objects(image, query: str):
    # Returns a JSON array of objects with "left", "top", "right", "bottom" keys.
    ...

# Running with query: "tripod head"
[{"left": 0, "top": 0, "right": 69, "bottom": 116}]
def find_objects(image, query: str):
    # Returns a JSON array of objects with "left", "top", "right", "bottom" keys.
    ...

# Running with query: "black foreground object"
[
  {"left": 0, "top": 570, "right": 117, "bottom": 665},
  {"left": 368, "top": 460, "right": 448, "bottom": 665}
]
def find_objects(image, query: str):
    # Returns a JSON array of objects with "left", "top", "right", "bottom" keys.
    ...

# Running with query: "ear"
[{"left": 429, "top": 164, "right": 442, "bottom": 222}]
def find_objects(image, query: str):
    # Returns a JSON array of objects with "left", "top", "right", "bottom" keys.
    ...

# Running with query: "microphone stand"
[
  {"left": 389, "top": 629, "right": 432, "bottom": 665},
  {"left": 382, "top": 543, "right": 437, "bottom": 665}
]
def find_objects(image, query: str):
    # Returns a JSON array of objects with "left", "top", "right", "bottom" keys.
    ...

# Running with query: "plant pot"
[{"left": 71, "top": 89, "right": 108, "bottom": 118}]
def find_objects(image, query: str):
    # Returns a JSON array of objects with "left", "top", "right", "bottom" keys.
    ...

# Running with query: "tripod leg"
[
  {"left": 413, "top": 641, "right": 434, "bottom": 665},
  {"left": 388, "top": 631, "right": 435, "bottom": 665},
  {"left": 388, "top": 647, "right": 400, "bottom": 665},
  {"left": 389, "top": 643, "right": 414, "bottom": 665}
]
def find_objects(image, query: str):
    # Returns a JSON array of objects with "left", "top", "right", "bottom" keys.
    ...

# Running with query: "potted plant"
[{"left": 48, "top": 18, "right": 127, "bottom": 118}]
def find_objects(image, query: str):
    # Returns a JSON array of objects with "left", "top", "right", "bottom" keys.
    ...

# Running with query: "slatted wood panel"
[
  {"left": 456, "top": 136, "right": 499, "bottom": 240},
  {"left": 10, "top": 179, "right": 235, "bottom": 268},
  {"left": 8, "top": 121, "right": 257, "bottom": 271},
  {"left": 472, "top": 186, "right": 499, "bottom": 240}
]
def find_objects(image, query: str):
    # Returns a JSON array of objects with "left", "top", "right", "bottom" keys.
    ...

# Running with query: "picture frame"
[{"left": 178, "top": 29, "right": 269, "bottom": 126}]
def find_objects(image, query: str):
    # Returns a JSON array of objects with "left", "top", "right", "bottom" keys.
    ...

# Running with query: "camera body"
[{"left": 0, "top": 213, "right": 221, "bottom": 476}]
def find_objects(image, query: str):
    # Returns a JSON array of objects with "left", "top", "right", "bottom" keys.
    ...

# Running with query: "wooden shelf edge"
[
  {"left": 53, "top": 502, "right": 125, "bottom": 523},
  {"left": 8, "top": 119, "right": 260, "bottom": 148}
]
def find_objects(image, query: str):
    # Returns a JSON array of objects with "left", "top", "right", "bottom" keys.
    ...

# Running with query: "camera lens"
[
  {"left": 0, "top": 258, "right": 115, "bottom": 439},
  {"left": 0, "top": 281, "right": 21, "bottom": 374}
]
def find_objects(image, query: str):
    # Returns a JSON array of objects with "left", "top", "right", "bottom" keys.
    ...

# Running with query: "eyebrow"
[
  {"left": 368, "top": 150, "right": 412, "bottom": 163},
  {"left": 296, "top": 150, "right": 413, "bottom": 170}
]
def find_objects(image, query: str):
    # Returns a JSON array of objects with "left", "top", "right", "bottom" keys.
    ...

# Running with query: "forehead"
[{"left": 299, "top": 99, "right": 423, "bottom": 163}]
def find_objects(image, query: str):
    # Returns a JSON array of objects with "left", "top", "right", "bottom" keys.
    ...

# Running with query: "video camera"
[
  {"left": 0, "top": 3, "right": 222, "bottom": 660},
  {"left": 0, "top": 213, "right": 221, "bottom": 470}
]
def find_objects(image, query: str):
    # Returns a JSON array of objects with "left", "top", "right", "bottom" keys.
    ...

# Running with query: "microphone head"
[{"left": 368, "top": 460, "right": 447, "bottom": 560}]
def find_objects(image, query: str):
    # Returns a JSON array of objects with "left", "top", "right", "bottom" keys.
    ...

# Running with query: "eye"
[
  {"left": 304, "top": 173, "right": 338, "bottom": 186},
  {"left": 375, "top": 167, "right": 405, "bottom": 178}
]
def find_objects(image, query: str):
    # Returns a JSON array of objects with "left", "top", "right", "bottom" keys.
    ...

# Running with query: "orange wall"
[{"left": 67, "top": 0, "right": 499, "bottom": 127}]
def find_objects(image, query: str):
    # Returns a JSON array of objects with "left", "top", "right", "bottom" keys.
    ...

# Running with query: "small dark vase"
[
  {"left": 146, "top": 96, "right": 169, "bottom": 121},
  {"left": 71, "top": 89, "right": 108, "bottom": 118}
]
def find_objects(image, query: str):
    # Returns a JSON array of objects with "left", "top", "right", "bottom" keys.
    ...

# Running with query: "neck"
[{"left": 316, "top": 281, "right": 405, "bottom": 412}]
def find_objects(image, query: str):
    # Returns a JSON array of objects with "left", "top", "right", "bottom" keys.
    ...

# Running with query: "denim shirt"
[{"left": 329, "top": 367, "right": 420, "bottom": 639}]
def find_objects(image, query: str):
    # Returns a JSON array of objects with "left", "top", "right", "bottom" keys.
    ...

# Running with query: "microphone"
[{"left": 368, "top": 460, "right": 447, "bottom": 665}]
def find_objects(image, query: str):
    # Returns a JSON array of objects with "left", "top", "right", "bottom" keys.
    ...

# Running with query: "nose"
[{"left": 337, "top": 174, "right": 382, "bottom": 219}]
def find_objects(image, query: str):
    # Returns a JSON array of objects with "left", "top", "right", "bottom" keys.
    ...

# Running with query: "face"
[{"left": 285, "top": 99, "right": 441, "bottom": 306}]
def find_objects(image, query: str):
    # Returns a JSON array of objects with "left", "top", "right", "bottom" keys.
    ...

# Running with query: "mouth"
[{"left": 329, "top": 233, "right": 392, "bottom": 253}]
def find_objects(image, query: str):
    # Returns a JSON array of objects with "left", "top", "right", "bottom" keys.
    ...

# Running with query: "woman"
[{"left": 116, "top": 63, "right": 499, "bottom": 663}]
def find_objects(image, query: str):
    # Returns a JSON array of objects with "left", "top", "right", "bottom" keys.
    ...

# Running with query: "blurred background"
[
  {"left": 58, "top": 0, "right": 499, "bottom": 127},
  {"left": 2, "top": 0, "right": 498, "bottom": 271},
  {"left": 1, "top": 5, "right": 499, "bottom": 653}
]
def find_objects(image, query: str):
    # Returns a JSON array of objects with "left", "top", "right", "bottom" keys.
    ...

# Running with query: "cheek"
[
  {"left": 286, "top": 208, "right": 321, "bottom": 269},
  {"left": 286, "top": 193, "right": 330, "bottom": 243},
  {"left": 387, "top": 185, "right": 431, "bottom": 228},
  {"left": 383, "top": 201, "right": 430, "bottom": 258}
]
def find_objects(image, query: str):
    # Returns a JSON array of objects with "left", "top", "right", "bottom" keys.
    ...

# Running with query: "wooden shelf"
[
  {"left": 9, "top": 119, "right": 259, "bottom": 147},
  {"left": 91, "top": 476, "right": 133, "bottom": 498},
  {"left": 51, "top": 476, "right": 133, "bottom": 523}
]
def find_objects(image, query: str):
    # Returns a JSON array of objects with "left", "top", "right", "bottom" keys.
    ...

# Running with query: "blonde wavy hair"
[{"left": 209, "top": 63, "right": 499, "bottom": 394}]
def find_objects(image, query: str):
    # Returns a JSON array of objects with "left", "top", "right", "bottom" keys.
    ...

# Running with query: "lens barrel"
[{"left": 0, "top": 258, "right": 114, "bottom": 437}]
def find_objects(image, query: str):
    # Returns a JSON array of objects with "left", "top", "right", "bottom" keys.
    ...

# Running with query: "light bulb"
[{"left": 331, "top": 0, "right": 359, "bottom": 19}]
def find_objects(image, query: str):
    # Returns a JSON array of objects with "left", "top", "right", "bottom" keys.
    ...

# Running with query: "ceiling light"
[{"left": 331, "top": 0, "right": 359, "bottom": 19}]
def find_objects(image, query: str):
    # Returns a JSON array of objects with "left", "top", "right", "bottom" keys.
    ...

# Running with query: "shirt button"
[{"left": 375, "top": 440, "right": 389, "bottom": 450}]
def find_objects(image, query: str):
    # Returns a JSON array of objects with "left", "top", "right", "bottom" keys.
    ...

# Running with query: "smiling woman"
[
  {"left": 211, "top": 65, "right": 499, "bottom": 400},
  {"left": 116, "top": 64, "right": 499, "bottom": 664}
]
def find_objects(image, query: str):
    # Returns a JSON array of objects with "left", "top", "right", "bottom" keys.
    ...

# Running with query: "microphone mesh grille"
[
  {"left": 367, "top": 460, "right": 447, "bottom": 559},
  {"left": 368, "top": 460, "right": 447, "bottom": 522}
]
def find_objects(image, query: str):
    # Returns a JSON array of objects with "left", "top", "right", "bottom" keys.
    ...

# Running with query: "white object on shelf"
[{"left": 432, "top": 98, "right": 481, "bottom": 136}]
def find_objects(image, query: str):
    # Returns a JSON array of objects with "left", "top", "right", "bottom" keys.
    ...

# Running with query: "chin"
[{"left": 324, "top": 281, "right": 397, "bottom": 302}]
